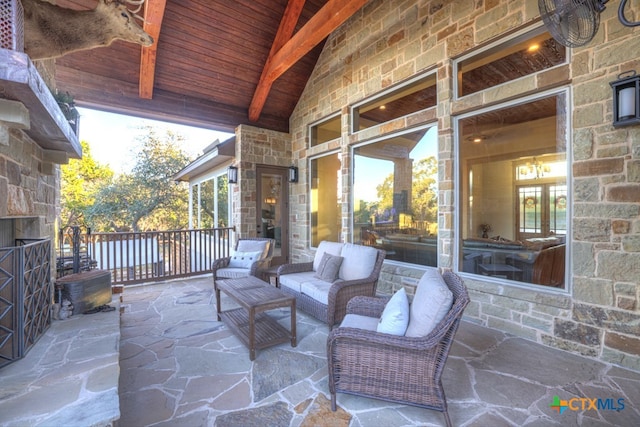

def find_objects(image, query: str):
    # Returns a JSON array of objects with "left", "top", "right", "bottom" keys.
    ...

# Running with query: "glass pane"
[
  {"left": 353, "top": 126, "right": 438, "bottom": 266},
  {"left": 549, "top": 184, "right": 567, "bottom": 235},
  {"left": 458, "top": 94, "right": 567, "bottom": 288},
  {"left": 457, "top": 28, "right": 566, "bottom": 97},
  {"left": 310, "top": 115, "right": 341, "bottom": 147},
  {"left": 191, "top": 185, "right": 199, "bottom": 228},
  {"left": 311, "top": 153, "right": 341, "bottom": 246},
  {"left": 261, "top": 173, "right": 282, "bottom": 255},
  {"left": 519, "top": 186, "right": 542, "bottom": 234},
  {"left": 199, "top": 179, "right": 215, "bottom": 228},
  {"left": 217, "top": 175, "right": 229, "bottom": 227},
  {"left": 353, "top": 74, "right": 437, "bottom": 131}
]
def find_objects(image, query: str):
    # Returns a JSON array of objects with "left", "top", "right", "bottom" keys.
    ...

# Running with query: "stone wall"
[
  {"left": 287, "top": 0, "right": 640, "bottom": 371},
  {"left": 1, "top": 60, "right": 59, "bottom": 262},
  {"left": 232, "top": 124, "right": 291, "bottom": 238},
  {"left": 0, "top": 128, "right": 58, "bottom": 229}
]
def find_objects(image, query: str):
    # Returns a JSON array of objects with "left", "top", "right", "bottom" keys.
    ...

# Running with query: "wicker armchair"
[
  {"left": 212, "top": 237, "right": 275, "bottom": 283},
  {"left": 327, "top": 270, "right": 469, "bottom": 427}
]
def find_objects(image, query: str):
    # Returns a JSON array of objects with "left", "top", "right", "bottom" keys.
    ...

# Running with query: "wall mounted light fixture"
[
  {"left": 227, "top": 165, "right": 238, "bottom": 184},
  {"left": 288, "top": 165, "right": 299, "bottom": 183},
  {"left": 610, "top": 70, "right": 640, "bottom": 127}
]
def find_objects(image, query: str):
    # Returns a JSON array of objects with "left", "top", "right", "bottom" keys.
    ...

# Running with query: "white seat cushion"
[
  {"left": 338, "top": 243, "right": 378, "bottom": 281},
  {"left": 377, "top": 288, "right": 409, "bottom": 336},
  {"left": 299, "top": 279, "right": 332, "bottom": 304},
  {"left": 313, "top": 241, "right": 344, "bottom": 272},
  {"left": 279, "top": 271, "right": 316, "bottom": 294},
  {"left": 340, "top": 314, "right": 379, "bottom": 331},
  {"left": 405, "top": 269, "right": 454, "bottom": 337}
]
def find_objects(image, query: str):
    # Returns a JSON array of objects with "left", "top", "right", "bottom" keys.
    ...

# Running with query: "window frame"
[
  {"left": 308, "top": 112, "right": 342, "bottom": 148},
  {"left": 350, "top": 70, "right": 437, "bottom": 134},
  {"left": 453, "top": 87, "right": 572, "bottom": 292},
  {"left": 188, "top": 166, "right": 232, "bottom": 229},
  {"left": 350, "top": 122, "right": 439, "bottom": 266},
  {"left": 453, "top": 22, "right": 569, "bottom": 100},
  {"left": 309, "top": 149, "right": 342, "bottom": 249}
]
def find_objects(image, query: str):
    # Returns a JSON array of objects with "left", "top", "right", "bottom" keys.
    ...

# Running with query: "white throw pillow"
[
  {"left": 405, "top": 269, "right": 454, "bottom": 337},
  {"left": 227, "top": 251, "right": 263, "bottom": 269},
  {"left": 377, "top": 288, "right": 409, "bottom": 336}
]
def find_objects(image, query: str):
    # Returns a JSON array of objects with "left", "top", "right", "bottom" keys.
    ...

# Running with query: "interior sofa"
[
  {"left": 277, "top": 241, "right": 386, "bottom": 327},
  {"left": 360, "top": 226, "right": 436, "bottom": 266},
  {"left": 462, "top": 235, "right": 566, "bottom": 286}
]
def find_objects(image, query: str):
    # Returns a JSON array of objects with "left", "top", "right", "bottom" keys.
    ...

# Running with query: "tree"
[
  {"left": 88, "top": 126, "right": 191, "bottom": 231},
  {"left": 60, "top": 140, "right": 113, "bottom": 228},
  {"left": 371, "top": 156, "right": 438, "bottom": 225}
]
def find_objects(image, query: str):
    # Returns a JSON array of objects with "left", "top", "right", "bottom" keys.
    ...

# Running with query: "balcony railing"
[{"left": 57, "top": 227, "right": 234, "bottom": 285}]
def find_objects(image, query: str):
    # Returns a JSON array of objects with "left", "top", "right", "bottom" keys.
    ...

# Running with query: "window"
[
  {"left": 190, "top": 173, "right": 229, "bottom": 229},
  {"left": 457, "top": 93, "right": 568, "bottom": 288},
  {"left": 352, "top": 73, "right": 437, "bottom": 132},
  {"left": 310, "top": 113, "right": 341, "bottom": 147},
  {"left": 310, "top": 152, "right": 341, "bottom": 246},
  {"left": 353, "top": 126, "right": 438, "bottom": 266},
  {"left": 455, "top": 26, "right": 567, "bottom": 98}
]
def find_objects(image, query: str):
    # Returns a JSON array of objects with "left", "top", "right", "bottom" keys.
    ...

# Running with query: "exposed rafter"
[
  {"left": 248, "top": 0, "right": 368, "bottom": 122},
  {"left": 248, "top": 0, "right": 306, "bottom": 122},
  {"left": 139, "top": 0, "right": 167, "bottom": 99}
]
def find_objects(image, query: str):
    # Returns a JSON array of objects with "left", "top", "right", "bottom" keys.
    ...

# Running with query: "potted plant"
[{"left": 53, "top": 91, "right": 80, "bottom": 135}]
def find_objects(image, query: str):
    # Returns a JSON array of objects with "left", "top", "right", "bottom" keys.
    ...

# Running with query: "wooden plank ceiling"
[{"left": 53, "top": 0, "right": 367, "bottom": 133}]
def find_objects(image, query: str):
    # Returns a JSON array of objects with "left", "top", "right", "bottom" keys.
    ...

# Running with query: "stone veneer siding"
[
  {"left": 1, "top": 59, "right": 59, "bottom": 245},
  {"left": 279, "top": 0, "right": 640, "bottom": 371},
  {"left": 232, "top": 125, "right": 291, "bottom": 238}
]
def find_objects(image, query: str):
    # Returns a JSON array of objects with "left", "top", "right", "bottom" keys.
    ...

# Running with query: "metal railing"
[{"left": 58, "top": 227, "right": 235, "bottom": 285}]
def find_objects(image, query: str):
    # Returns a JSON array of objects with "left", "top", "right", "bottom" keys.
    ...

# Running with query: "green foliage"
[
  {"left": 60, "top": 140, "right": 113, "bottom": 228},
  {"left": 87, "top": 126, "right": 191, "bottom": 231},
  {"left": 355, "top": 156, "right": 438, "bottom": 226}
]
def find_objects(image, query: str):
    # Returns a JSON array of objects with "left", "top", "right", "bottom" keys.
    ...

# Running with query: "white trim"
[
  {"left": 452, "top": 87, "right": 572, "bottom": 294},
  {"left": 453, "top": 22, "right": 569, "bottom": 100},
  {"left": 350, "top": 69, "right": 437, "bottom": 134}
]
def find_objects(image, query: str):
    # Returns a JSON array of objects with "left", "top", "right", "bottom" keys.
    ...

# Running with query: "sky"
[{"left": 77, "top": 107, "right": 233, "bottom": 174}]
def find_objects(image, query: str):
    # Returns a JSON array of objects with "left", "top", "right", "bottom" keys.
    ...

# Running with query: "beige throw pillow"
[{"left": 405, "top": 269, "right": 453, "bottom": 337}]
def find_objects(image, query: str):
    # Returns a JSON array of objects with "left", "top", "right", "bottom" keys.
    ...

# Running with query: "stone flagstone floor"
[{"left": 117, "top": 276, "right": 640, "bottom": 427}]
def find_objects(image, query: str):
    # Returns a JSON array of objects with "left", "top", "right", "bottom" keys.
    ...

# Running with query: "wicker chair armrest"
[
  {"left": 277, "top": 261, "right": 314, "bottom": 276},
  {"left": 212, "top": 257, "right": 230, "bottom": 271},
  {"left": 346, "top": 296, "right": 389, "bottom": 318},
  {"left": 327, "top": 279, "right": 378, "bottom": 327},
  {"left": 250, "top": 258, "right": 271, "bottom": 276}
]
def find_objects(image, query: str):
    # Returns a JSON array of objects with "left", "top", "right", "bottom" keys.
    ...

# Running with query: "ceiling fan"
[{"left": 539, "top": 0, "right": 640, "bottom": 47}]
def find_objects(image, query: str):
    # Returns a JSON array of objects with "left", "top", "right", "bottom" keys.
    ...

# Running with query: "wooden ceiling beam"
[
  {"left": 139, "top": 0, "right": 167, "bottom": 99},
  {"left": 249, "top": 0, "right": 368, "bottom": 122},
  {"left": 248, "top": 0, "right": 306, "bottom": 122}
]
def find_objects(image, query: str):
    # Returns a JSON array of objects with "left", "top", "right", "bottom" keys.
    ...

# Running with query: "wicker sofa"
[
  {"left": 327, "top": 270, "right": 469, "bottom": 427},
  {"left": 276, "top": 241, "right": 386, "bottom": 328}
]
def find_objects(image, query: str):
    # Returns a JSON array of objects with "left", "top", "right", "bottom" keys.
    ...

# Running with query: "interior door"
[
  {"left": 256, "top": 165, "right": 289, "bottom": 266},
  {"left": 516, "top": 183, "right": 567, "bottom": 240}
]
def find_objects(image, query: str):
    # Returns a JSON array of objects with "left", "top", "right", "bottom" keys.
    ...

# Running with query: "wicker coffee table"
[{"left": 215, "top": 276, "right": 296, "bottom": 360}]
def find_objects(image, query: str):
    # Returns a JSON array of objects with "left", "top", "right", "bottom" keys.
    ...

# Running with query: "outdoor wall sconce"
[
  {"left": 288, "top": 165, "right": 299, "bottom": 183},
  {"left": 610, "top": 70, "right": 640, "bottom": 127},
  {"left": 227, "top": 165, "right": 238, "bottom": 184}
]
